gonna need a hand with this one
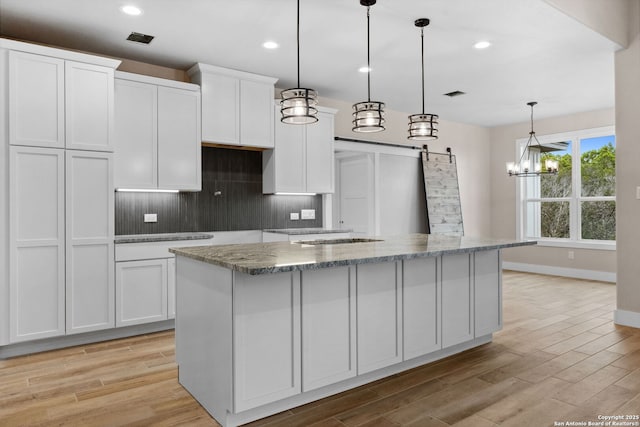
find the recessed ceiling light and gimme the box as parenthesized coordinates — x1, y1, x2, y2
(263, 41, 279, 49)
(474, 41, 491, 49)
(358, 66, 371, 73)
(121, 5, 142, 16)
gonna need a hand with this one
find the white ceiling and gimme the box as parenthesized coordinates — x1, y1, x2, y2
(0, 0, 619, 127)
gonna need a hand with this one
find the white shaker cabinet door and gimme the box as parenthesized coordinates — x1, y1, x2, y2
(301, 266, 356, 392)
(116, 259, 168, 327)
(157, 86, 201, 191)
(270, 107, 305, 193)
(305, 111, 335, 194)
(240, 80, 273, 148)
(9, 146, 65, 342)
(65, 150, 115, 334)
(9, 51, 65, 148)
(441, 253, 474, 348)
(114, 79, 158, 189)
(167, 257, 176, 320)
(403, 257, 441, 360)
(474, 250, 502, 337)
(65, 61, 114, 152)
(356, 262, 403, 374)
(200, 73, 239, 145)
(233, 271, 301, 412)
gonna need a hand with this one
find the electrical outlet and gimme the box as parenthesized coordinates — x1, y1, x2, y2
(144, 213, 158, 223)
(301, 209, 315, 220)
(290, 212, 300, 220)
(568, 250, 575, 260)
(637, 186, 640, 199)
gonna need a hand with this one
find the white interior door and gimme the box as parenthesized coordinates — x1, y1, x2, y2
(337, 154, 374, 236)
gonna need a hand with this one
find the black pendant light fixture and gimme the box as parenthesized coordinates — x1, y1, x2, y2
(506, 102, 559, 177)
(280, 0, 318, 124)
(408, 18, 438, 140)
(352, 0, 385, 133)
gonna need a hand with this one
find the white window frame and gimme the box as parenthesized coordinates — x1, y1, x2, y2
(515, 125, 616, 250)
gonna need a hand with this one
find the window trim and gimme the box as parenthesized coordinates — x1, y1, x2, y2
(515, 125, 616, 250)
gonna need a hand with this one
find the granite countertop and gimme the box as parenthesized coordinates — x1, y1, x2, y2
(263, 228, 352, 235)
(115, 233, 214, 244)
(170, 234, 536, 275)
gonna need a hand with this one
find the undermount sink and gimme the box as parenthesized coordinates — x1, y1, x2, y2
(297, 238, 383, 245)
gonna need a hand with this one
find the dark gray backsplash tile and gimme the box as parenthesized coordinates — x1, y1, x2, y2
(115, 146, 323, 235)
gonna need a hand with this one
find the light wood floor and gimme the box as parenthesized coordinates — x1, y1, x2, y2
(2, 271, 639, 427)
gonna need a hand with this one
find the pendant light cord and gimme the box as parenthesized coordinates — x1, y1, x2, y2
(366, 5, 371, 102)
(296, 0, 300, 88)
(530, 103, 534, 135)
(421, 27, 425, 114)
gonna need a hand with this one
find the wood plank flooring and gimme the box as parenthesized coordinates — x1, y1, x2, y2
(1, 271, 639, 426)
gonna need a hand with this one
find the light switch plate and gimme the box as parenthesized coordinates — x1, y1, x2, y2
(301, 209, 315, 220)
(144, 213, 158, 223)
(290, 212, 300, 220)
(637, 186, 640, 200)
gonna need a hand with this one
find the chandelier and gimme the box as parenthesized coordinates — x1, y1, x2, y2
(506, 102, 559, 177)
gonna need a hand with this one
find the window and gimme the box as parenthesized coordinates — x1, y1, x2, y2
(517, 126, 615, 249)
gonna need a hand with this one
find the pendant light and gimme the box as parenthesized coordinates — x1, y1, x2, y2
(280, 0, 318, 124)
(408, 18, 438, 140)
(352, 0, 385, 133)
(506, 102, 559, 177)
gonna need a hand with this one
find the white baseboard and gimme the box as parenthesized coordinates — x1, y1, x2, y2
(502, 261, 616, 283)
(614, 309, 640, 328)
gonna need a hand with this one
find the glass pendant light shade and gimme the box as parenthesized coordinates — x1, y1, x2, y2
(408, 18, 438, 140)
(352, 0, 385, 133)
(408, 113, 438, 140)
(353, 101, 385, 132)
(280, 0, 319, 124)
(281, 88, 318, 124)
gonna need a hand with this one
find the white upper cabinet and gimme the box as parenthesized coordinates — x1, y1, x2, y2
(263, 106, 336, 194)
(114, 72, 201, 191)
(65, 61, 114, 151)
(188, 63, 277, 149)
(9, 50, 117, 151)
(157, 85, 201, 190)
(114, 79, 158, 189)
(9, 51, 65, 148)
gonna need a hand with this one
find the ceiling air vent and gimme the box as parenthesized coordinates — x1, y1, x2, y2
(126, 32, 154, 44)
(444, 90, 466, 97)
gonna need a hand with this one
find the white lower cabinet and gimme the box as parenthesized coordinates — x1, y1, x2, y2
(115, 260, 168, 327)
(9, 147, 65, 342)
(167, 257, 176, 319)
(474, 250, 502, 337)
(65, 150, 114, 334)
(441, 253, 474, 348)
(301, 266, 356, 392)
(233, 272, 301, 412)
(9, 146, 114, 342)
(356, 262, 403, 374)
(403, 257, 441, 360)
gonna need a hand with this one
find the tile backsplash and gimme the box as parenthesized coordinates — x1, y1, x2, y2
(115, 146, 323, 235)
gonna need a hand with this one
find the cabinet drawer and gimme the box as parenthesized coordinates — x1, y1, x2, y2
(115, 238, 212, 261)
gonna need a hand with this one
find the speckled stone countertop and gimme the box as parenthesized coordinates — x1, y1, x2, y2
(169, 234, 536, 275)
(263, 228, 352, 235)
(115, 233, 213, 244)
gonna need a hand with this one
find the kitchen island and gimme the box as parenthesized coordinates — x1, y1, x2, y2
(170, 234, 535, 427)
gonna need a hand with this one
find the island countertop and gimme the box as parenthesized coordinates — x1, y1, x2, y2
(169, 234, 535, 275)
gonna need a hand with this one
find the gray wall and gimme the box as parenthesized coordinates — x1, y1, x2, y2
(115, 146, 322, 234)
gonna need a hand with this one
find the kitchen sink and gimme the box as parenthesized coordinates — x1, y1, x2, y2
(296, 238, 383, 245)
